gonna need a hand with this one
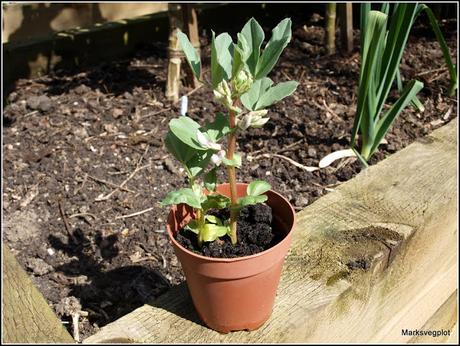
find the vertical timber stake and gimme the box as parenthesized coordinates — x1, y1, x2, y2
(182, 4, 201, 88)
(325, 3, 337, 55)
(166, 4, 184, 103)
(338, 3, 353, 53)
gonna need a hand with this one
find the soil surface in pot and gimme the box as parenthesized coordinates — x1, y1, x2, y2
(176, 203, 282, 258)
(2, 11, 456, 340)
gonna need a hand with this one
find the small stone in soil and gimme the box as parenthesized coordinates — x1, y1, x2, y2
(75, 84, 90, 95)
(112, 108, 124, 119)
(176, 203, 281, 258)
(27, 96, 41, 110)
(25, 257, 54, 275)
(307, 147, 317, 158)
(295, 195, 309, 207)
(163, 158, 179, 174)
(27, 95, 52, 112)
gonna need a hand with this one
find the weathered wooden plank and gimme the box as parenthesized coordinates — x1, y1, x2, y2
(2, 245, 75, 343)
(84, 118, 457, 343)
(3, 4, 222, 92)
(409, 291, 457, 343)
(2, 3, 169, 44)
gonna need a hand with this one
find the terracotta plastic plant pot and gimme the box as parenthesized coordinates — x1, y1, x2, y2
(166, 183, 296, 333)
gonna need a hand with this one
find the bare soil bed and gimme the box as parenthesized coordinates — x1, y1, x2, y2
(3, 15, 457, 339)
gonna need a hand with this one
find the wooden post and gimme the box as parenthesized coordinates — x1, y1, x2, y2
(166, 4, 184, 103)
(2, 245, 74, 343)
(84, 119, 458, 343)
(182, 4, 200, 88)
(325, 3, 337, 55)
(338, 3, 353, 53)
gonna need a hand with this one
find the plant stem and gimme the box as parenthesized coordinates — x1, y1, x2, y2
(196, 208, 204, 247)
(361, 142, 372, 162)
(226, 107, 239, 245)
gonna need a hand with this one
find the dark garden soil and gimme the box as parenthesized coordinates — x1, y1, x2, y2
(2, 14, 457, 340)
(177, 203, 280, 258)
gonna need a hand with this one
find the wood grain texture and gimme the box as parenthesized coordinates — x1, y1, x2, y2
(338, 3, 353, 53)
(182, 4, 200, 88)
(2, 245, 74, 343)
(85, 118, 458, 344)
(409, 291, 457, 343)
(165, 4, 183, 103)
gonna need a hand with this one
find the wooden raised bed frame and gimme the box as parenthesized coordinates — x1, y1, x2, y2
(82, 119, 458, 343)
(2, 120, 457, 343)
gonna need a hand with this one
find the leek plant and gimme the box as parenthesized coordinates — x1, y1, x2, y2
(352, 5, 424, 165)
(362, 3, 457, 113)
(414, 4, 457, 97)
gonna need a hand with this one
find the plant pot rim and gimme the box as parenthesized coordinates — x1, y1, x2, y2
(167, 182, 296, 263)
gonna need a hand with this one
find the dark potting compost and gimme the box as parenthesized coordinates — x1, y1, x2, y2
(176, 203, 282, 258)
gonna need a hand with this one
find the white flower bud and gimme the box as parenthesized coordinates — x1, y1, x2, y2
(213, 80, 234, 110)
(196, 130, 210, 147)
(251, 116, 269, 128)
(196, 130, 222, 151)
(211, 150, 226, 166)
(233, 69, 253, 96)
(251, 109, 268, 117)
(222, 79, 232, 97)
(207, 141, 222, 151)
(237, 112, 252, 131)
(237, 110, 269, 130)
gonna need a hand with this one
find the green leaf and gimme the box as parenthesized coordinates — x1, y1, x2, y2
(241, 77, 273, 111)
(184, 219, 200, 234)
(160, 188, 202, 209)
(201, 193, 231, 211)
(205, 215, 223, 225)
(238, 194, 268, 208)
(211, 31, 234, 88)
(360, 3, 371, 49)
(247, 180, 271, 196)
(203, 168, 217, 192)
(232, 33, 251, 76)
(397, 68, 425, 112)
(222, 153, 242, 168)
(186, 151, 213, 178)
(165, 131, 212, 178)
(203, 112, 231, 142)
(351, 10, 388, 149)
(255, 18, 292, 78)
(419, 4, 457, 96)
(380, 3, 390, 15)
(177, 31, 201, 79)
(201, 223, 229, 242)
(169, 116, 206, 150)
(351, 147, 369, 169)
(240, 18, 265, 75)
(165, 130, 198, 167)
(255, 81, 299, 109)
(374, 4, 418, 118)
(370, 79, 424, 157)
